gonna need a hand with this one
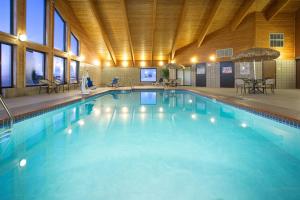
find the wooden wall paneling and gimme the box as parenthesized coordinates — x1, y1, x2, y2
(175, 13, 256, 64)
(151, 0, 157, 65)
(295, 9, 300, 57)
(255, 12, 295, 60)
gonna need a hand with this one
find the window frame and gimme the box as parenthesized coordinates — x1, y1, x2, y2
(70, 60, 79, 84)
(25, 48, 46, 87)
(53, 55, 66, 84)
(26, 0, 47, 45)
(70, 33, 80, 56)
(269, 33, 284, 48)
(54, 9, 66, 52)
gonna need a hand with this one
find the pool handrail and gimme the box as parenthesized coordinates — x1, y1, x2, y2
(0, 95, 14, 130)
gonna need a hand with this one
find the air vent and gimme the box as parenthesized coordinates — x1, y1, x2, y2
(216, 48, 233, 58)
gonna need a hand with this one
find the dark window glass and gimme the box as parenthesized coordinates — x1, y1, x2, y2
(1, 44, 13, 87)
(53, 56, 65, 83)
(0, 0, 12, 34)
(26, 0, 46, 44)
(54, 10, 66, 51)
(26, 50, 45, 86)
(71, 33, 79, 56)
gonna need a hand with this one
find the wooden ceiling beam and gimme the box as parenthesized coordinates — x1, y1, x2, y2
(88, 0, 117, 65)
(231, 0, 256, 31)
(197, 0, 223, 48)
(151, 0, 157, 66)
(264, 0, 290, 21)
(120, 0, 135, 66)
(170, 0, 187, 60)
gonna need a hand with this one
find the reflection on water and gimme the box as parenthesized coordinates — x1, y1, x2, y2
(0, 90, 300, 200)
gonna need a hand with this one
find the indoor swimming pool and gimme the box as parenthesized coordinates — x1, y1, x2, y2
(0, 90, 300, 200)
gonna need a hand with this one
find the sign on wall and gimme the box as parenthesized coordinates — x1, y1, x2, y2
(240, 62, 250, 75)
(197, 67, 205, 74)
(222, 67, 233, 74)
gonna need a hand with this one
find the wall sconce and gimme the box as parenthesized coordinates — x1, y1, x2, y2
(18, 34, 27, 42)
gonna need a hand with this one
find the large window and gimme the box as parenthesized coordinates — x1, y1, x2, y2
(0, 0, 13, 34)
(53, 56, 66, 83)
(70, 60, 79, 83)
(0, 43, 13, 88)
(26, 50, 45, 86)
(70, 33, 79, 56)
(54, 10, 66, 51)
(26, 0, 46, 44)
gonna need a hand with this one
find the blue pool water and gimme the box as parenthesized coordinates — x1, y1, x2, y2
(1, 90, 300, 200)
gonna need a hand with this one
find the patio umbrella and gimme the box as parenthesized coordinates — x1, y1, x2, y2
(232, 48, 280, 79)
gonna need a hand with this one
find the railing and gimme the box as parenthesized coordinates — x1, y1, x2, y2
(0, 96, 14, 135)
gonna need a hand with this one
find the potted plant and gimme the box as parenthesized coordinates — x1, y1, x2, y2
(161, 68, 169, 81)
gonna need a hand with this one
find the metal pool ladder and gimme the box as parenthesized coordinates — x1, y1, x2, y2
(0, 96, 14, 135)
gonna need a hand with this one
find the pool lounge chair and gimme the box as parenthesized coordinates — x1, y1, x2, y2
(38, 79, 58, 94)
(106, 78, 119, 87)
(152, 78, 164, 86)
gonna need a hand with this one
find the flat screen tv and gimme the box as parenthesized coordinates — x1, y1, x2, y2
(140, 68, 157, 82)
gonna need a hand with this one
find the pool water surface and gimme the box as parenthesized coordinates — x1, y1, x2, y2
(1, 90, 300, 200)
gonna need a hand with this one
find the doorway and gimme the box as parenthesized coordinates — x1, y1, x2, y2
(196, 63, 206, 87)
(220, 61, 234, 88)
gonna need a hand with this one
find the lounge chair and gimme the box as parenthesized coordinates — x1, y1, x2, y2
(106, 78, 119, 87)
(38, 79, 58, 94)
(152, 78, 163, 86)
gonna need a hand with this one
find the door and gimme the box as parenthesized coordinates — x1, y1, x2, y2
(297, 59, 300, 89)
(196, 63, 206, 87)
(220, 61, 235, 88)
(263, 60, 276, 79)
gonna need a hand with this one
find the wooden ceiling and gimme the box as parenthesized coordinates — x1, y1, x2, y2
(66, 0, 300, 66)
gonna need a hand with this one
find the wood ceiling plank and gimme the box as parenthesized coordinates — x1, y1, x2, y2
(120, 0, 136, 66)
(170, 0, 187, 60)
(88, 0, 117, 65)
(264, 0, 291, 20)
(231, 0, 256, 30)
(197, 0, 223, 47)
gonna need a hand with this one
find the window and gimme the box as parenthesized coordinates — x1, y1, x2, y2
(0, 43, 13, 88)
(0, 0, 13, 34)
(26, 50, 45, 86)
(26, 0, 46, 44)
(270, 33, 284, 47)
(71, 33, 79, 56)
(53, 56, 66, 83)
(54, 10, 66, 51)
(70, 60, 79, 83)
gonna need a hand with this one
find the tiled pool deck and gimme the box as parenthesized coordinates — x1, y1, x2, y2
(1, 86, 300, 128)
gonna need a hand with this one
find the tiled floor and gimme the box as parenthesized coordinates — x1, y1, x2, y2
(1, 86, 300, 125)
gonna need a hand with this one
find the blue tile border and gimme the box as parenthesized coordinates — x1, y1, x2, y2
(1, 88, 299, 129)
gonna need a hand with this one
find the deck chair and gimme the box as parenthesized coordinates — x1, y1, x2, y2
(39, 79, 57, 94)
(106, 78, 119, 87)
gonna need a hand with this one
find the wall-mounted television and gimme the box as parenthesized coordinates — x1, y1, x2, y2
(140, 68, 157, 82)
